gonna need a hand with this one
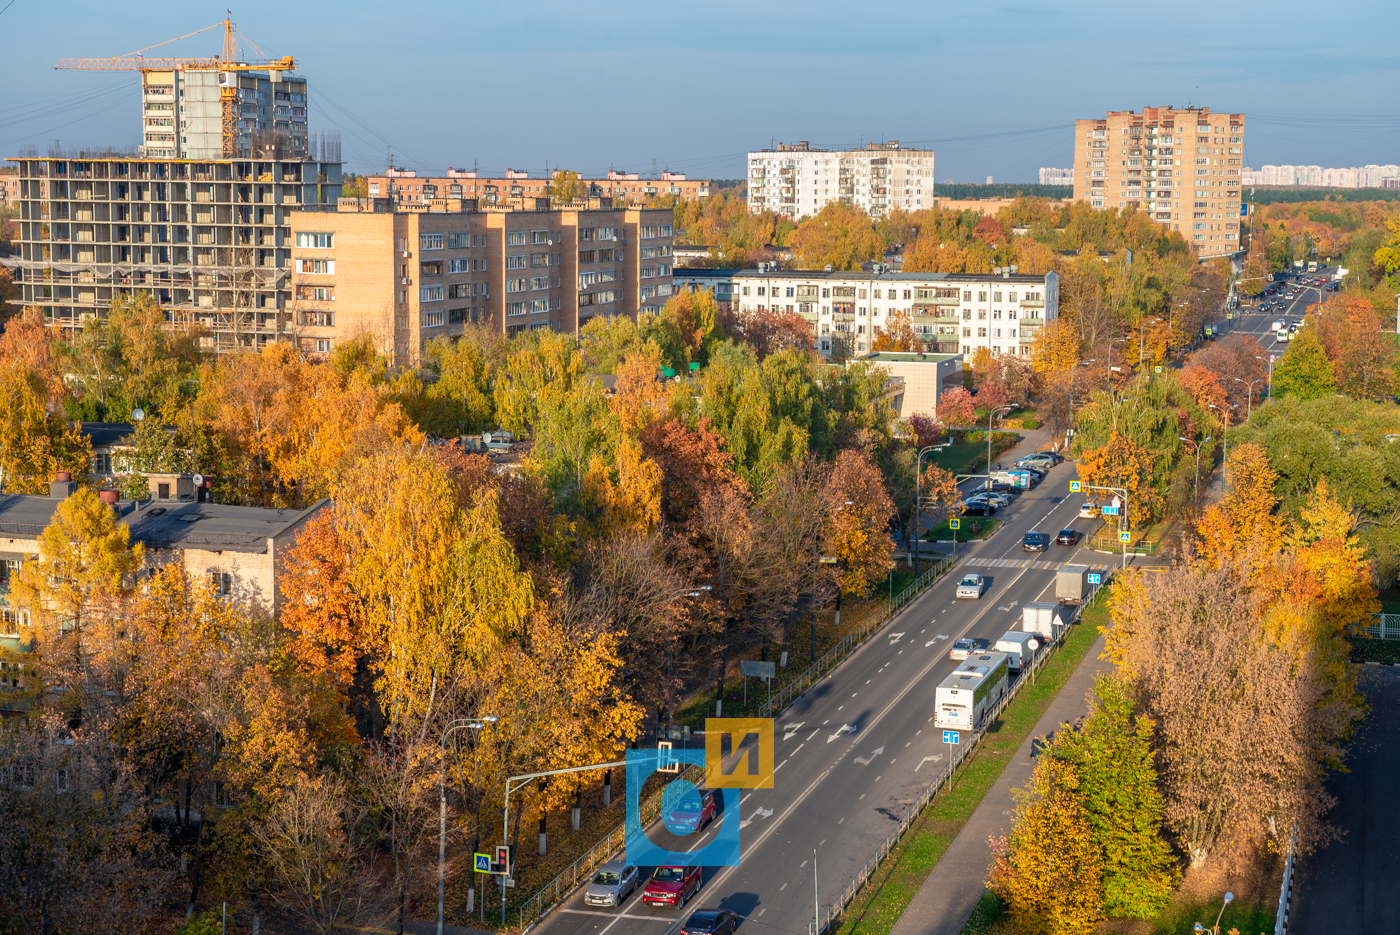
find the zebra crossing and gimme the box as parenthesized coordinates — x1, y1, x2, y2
(962, 557, 1113, 571)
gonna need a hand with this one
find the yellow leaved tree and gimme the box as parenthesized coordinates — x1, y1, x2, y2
(1196, 443, 1284, 568)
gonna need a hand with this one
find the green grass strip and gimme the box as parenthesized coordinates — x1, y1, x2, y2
(834, 601, 1108, 935)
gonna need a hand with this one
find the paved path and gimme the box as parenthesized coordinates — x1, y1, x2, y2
(1290, 664, 1400, 935)
(889, 629, 1113, 935)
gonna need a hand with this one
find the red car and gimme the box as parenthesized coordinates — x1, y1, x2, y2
(664, 788, 715, 835)
(643, 864, 703, 908)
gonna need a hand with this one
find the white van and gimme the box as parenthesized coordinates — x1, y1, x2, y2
(994, 631, 1040, 673)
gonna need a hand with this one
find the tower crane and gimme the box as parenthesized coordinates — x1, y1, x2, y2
(55, 19, 295, 158)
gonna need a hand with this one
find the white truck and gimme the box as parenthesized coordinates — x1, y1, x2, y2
(1022, 601, 1062, 638)
(1056, 564, 1089, 604)
(994, 631, 1041, 673)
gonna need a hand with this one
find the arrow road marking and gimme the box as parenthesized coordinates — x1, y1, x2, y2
(782, 722, 804, 741)
(827, 724, 856, 743)
(915, 755, 943, 771)
(888, 632, 905, 644)
(926, 635, 948, 646)
(739, 806, 774, 829)
(854, 746, 885, 766)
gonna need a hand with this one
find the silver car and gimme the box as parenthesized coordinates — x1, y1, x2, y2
(584, 860, 640, 907)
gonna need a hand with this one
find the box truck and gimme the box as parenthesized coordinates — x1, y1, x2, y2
(1021, 601, 1061, 638)
(1056, 564, 1089, 603)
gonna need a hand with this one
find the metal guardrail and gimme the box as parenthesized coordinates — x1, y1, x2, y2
(1363, 613, 1400, 640)
(807, 579, 1109, 935)
(759, 553, 960, 718)
(1274, 830, 1297, 935)
(515, 763, 701, 931)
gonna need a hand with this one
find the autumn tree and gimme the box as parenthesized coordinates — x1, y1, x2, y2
(935, 386, 978, 427)
(1187, 334, 1267, 411)
(789, 201, 884, 271)
(824, 449, 895, 597)
(647, 288, 722, 369)
(1076, 431, 1162, 524)
(1030, 318, 1081, 374)
(988, 756, 1105, 935)
(908, 463, 963, 558)
(1196, 442, 1285, 568)
(1311, 295, 1394, 399)
(871, 311, 925, 353)
(417, 336, 495, 436)
(548, 169, 586, 203)
(1271, 327, 1335, 400)
(716, 306, 816, 360)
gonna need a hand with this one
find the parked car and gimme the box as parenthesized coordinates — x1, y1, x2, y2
(949, 637, 988, 661)
(1022, 531, 1049, 552)
(963, 502, 997, 517)
(976, 492, 1011, 507)
(680, 910, 740, 935)
(585, 861, 641, 907)
(664, 788, 715, 835)
(1055, 528, 1079, 546)
(956, 574, 985, 600)
(1078, 502, 1098, 519)
(643, 865, 703, 908)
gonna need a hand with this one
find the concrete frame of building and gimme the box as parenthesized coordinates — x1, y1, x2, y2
(673, 268, 1058, 360)
(747, 141, 935, 219)
(139, 68, 309, 161)
(2, 155, 342, 351)
(1072, 106, 1245, 260)
(288, 198, 675, 364)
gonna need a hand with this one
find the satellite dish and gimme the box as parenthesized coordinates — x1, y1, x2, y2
(193, 474, 204, 486)
(132, 408, 146, 421)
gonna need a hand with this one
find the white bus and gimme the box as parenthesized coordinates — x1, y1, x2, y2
(934, 652, 1011, 730)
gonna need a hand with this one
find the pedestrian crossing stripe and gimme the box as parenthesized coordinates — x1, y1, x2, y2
(962, 558, 1111, 571)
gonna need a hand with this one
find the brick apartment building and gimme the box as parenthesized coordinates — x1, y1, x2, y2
(365, 168, 709, 208)
(0, 168, 18, 204)
(1073, 106, 1245, 260)
(288, 197, 674, 363)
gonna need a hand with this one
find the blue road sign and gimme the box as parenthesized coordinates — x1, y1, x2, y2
(949, 518, 961, 530)
(1087, 573, 1102, 585)
(1119, 531, 1131, 543)
(474, 853, 492, 873)
(1069, 481, 1081, 493)
(943, 730, 960, 745)
(1101, 505, 1118, 516)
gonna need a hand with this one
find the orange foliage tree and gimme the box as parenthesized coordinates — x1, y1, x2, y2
(1076, 431, 1162, 524)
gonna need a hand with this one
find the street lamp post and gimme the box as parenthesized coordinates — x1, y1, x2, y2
(1254, 354, 1275, 394)
(1069, 359, 1095, 443)
(1208, 404, 1239, 462)
(911, 446, 942, 574)
(985, 406, 1013, 476)
(439, 716, 499, 935)
(1232, 377, 1261, 418)
(1178, 436, 1211, 513)
(1193, 891, 1234, 935)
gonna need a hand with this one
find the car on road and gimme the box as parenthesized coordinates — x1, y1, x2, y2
(643, 864, 703, 908)
(1016, 454, 1061, 470)
(949, 637, 989, 660)
(1078, 502, 1098, 519)
(680, 910, 740, 935)
(1055, 528, 1079, 546)
(1271, 319, 1286, 332)
(1276, 329, 1290, 343)
(1022, 531, 1049, 552)
(956, 573, 985, 599)
(664, 787, 715, 835)
(585, 861, 641, 907)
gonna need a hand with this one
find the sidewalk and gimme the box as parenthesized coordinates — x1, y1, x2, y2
(889, 628, 1114, 935)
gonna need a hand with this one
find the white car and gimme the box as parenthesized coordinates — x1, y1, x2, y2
(1277, 330, 1290, 343)
(956, 574, 985, 600)
(1078, 502, 1098, 519)
(1271, 319, 1286, 332)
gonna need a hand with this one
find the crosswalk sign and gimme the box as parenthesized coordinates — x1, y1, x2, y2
(1119, 531, 1131, 543)
(1069, 481, 1081, 493)
(1154, 365, 1163, 373)
(475, 853, 492, 873)
(949, 518, 961, 530)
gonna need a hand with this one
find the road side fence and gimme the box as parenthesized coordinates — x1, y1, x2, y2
(759, 553, 960, 718)
(808, 580, 1108, 935)
(1274, 829, 1297, 935)
(1363, 613, 1400, 640)
(516, 763, 701, 931)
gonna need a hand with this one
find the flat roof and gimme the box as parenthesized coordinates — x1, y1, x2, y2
(674, 268, 1049, 283)
(858, 352, 960, 364)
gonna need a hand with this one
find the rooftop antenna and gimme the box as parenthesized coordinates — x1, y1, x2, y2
(651, 157, 658, 179)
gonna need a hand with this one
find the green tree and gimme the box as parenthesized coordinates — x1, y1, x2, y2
(1052, 675, 1178, 919)
(789, 202, 884, 271)
(1272, 328, 1336, 400)
(548, 170, 586, 203)
(418, 337, 495, 436)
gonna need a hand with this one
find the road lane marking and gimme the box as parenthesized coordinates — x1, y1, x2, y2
(806, 729, 820, 741)
(915, 755, 943, 771)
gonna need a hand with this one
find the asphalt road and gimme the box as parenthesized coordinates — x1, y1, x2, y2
(531, 452, 1119, 935)
(1227, 266, 1336, 355)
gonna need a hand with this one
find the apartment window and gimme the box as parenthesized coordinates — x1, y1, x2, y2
(529, 298, 551, 313)
(449, 308, 469, 323)
(448, 284, 471, 299)
(530, 276, 550, 290)
(210, 571, 232, 596)
(295, 232, 333, 248)
(641, 266, 658, 279)
(962, 327, 971, 337)
(580, 228, 595, 241)
(297, 286, 333, 301)
(598, 269, 616, 283)
(420, 285, 444, 302)
(506, 231, 527, 246)
(420, 261, 443, 276)
(421, 233, 443, 250)
(579, 250, 596, 263)
(303, 311, 333, 327)
(422, 310, 445, 327)
(530, 253, 551, 267)
(506, 279, 527, 293)
(1008, 292, 1017, 302)
(978, 291, 987, 301)
(447, 233, 471, 249)
(579, 272, 598, 288)
(296, 259, 333, 274)
(963, 309, 972, 320)
(448, 258, 470, 274)
(506, 255, 526, 270)
(641, 285, 659, 299)
(531, 230, 551, 244)
(594, 290, 616, 304)
(978, 327, 987, 337)
(315, 339, 332, 353)
(506, 301, 526, 316)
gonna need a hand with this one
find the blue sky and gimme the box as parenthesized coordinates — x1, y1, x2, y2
(2, 0, 1397, 182)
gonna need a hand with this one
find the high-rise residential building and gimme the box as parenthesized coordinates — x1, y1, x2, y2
(1250, 164, 1400, 189)
(1073, 106, 1245, 259)
(1039, 167, 1073, 185)
(1, 150, 342, 350)
(364, 168, 710, 207)
(286, 197, 674, 363)
(747, 141, 935, 219)
(139, 68, 309, 161)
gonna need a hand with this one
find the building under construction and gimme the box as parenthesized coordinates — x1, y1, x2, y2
(0, 20, 342, 351)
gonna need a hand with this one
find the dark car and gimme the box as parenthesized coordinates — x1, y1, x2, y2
(680, 910, 740, 935)
(1055, 528, 1079, 546)
(1022, 531, 1049, 552)
(643, 864, 702, 908)
(664, 788, 715, 835)
(963, 502, 997, 517)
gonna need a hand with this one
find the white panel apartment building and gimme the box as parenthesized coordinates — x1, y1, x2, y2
(747, 142, 935, 219)
(674, 268, 1058, 359)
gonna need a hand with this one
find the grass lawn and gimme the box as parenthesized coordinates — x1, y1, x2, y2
(927, 433, 1022, 476)
(960, 890, 1275, 934)
(925, 517, 1000, 541)
(833, 599, 1108, 935)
